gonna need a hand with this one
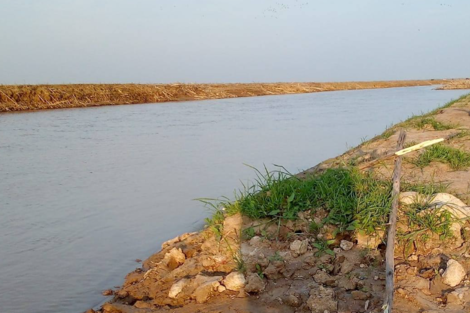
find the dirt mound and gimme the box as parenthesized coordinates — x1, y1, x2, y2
(93, 195, 470, 313)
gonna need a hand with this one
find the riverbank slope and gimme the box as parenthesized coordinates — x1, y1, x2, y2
(0, 79, 464, 112)
(93, 93, 470, 313)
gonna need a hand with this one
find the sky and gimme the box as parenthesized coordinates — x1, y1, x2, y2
(1, 0, 469, 84)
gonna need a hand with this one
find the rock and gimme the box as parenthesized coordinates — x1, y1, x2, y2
(401, 192, 470, 222)
(101, 289, 114, 296)
(356, 231, 383, 249)
(223, 213, 243, 237)
(134, 301, 152, 309)
(431, 193, 469, 218)
(337, 277, 357, 290)
(442, 259, 466, 287)
(447, 287, 469, 304)
(161, 236, 180, 249)
(202, 256, 216, 268)
(313, 271, 335, 286)
(192, 280, 221, 304)
(333, 247, 342, 254)
(418, 254, 441, 268)
(307, 286, 337, 313)
(340, 240, 354, 251)
(168, 278, 189, 299)
(116, 290, 128, 298)
(340, 258, 356, 275)
(401, 193, 468, 246)
(161, 232, 197, 249)
(304, 255, 317, 266)
(244, 274, 266, 293)
(201, 255, 229, 271)
(249, 236, 263, 247)
(237, 289, 247, 298)
(162, 248, 186, 270)
(317, 253, 334, 264)
(290, 239, 309, 256)
(217, 285, 226, 293)
(263, 263, 282, 280)
(192, 275, 223, 288)
(223, 272, 246, 291)
(284, 294, 301, 307)
(351, 290, 370, 300)
(400, 192, 426, 206)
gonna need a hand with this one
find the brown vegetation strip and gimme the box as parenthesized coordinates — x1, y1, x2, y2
(0, 79, 463, 112)
(437, 79, 470, 90)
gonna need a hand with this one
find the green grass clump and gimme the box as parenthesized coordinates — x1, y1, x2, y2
(402, 181, 448, 194)
(386, 94, 470, 133)
(401, 195, 455, 242)
(412, 144, 470, 170)
(412, 117, 456, 131)
(200, 166, 455, 239)
(219, 166, 393, 234)
(380, 128, 395, 139)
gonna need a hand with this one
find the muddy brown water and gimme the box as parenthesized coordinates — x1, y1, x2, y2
(0, 86, 468, 313)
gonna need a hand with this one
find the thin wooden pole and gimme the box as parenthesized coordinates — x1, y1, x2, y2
(384, 130, 406, 313)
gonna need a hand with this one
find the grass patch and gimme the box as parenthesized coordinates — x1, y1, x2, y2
(402, 180, 449, 194)
(200, 166, 456, 239)
(400, 194, 455, 242)
(380, 128, 395, 139)
(412, 144, 470, 170)
(376, 94, 470, 136)
(201, 166, 393, 235)
(411, 117, 456, 131)
(232, 167, 394, 234)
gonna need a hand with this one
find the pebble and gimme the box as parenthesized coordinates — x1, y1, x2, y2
(340, 240, 354, 251)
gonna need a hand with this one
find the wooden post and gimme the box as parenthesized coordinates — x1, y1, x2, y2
(384, 130, 406, 313)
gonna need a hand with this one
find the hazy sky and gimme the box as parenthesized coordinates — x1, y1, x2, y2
(1, 0, 469, 84)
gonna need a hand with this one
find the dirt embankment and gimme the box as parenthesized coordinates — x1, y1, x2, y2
(437, 79, 470, 90)
(0, 79, 464, 113)
(91, 94, 470, 313)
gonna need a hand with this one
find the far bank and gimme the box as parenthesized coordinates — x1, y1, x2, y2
(1, 79, 468, 112)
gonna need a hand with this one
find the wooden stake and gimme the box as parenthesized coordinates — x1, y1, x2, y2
(384, 130, 406, 313)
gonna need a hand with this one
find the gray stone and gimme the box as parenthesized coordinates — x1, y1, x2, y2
(442, 259, 466, 287)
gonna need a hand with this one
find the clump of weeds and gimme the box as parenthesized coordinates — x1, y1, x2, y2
(412, 144, 470, 170)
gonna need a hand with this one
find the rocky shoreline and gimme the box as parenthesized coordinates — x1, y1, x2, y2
(89, 93, 470, 313)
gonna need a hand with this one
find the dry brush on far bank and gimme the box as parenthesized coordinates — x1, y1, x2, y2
(0, 79, 462, 112)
